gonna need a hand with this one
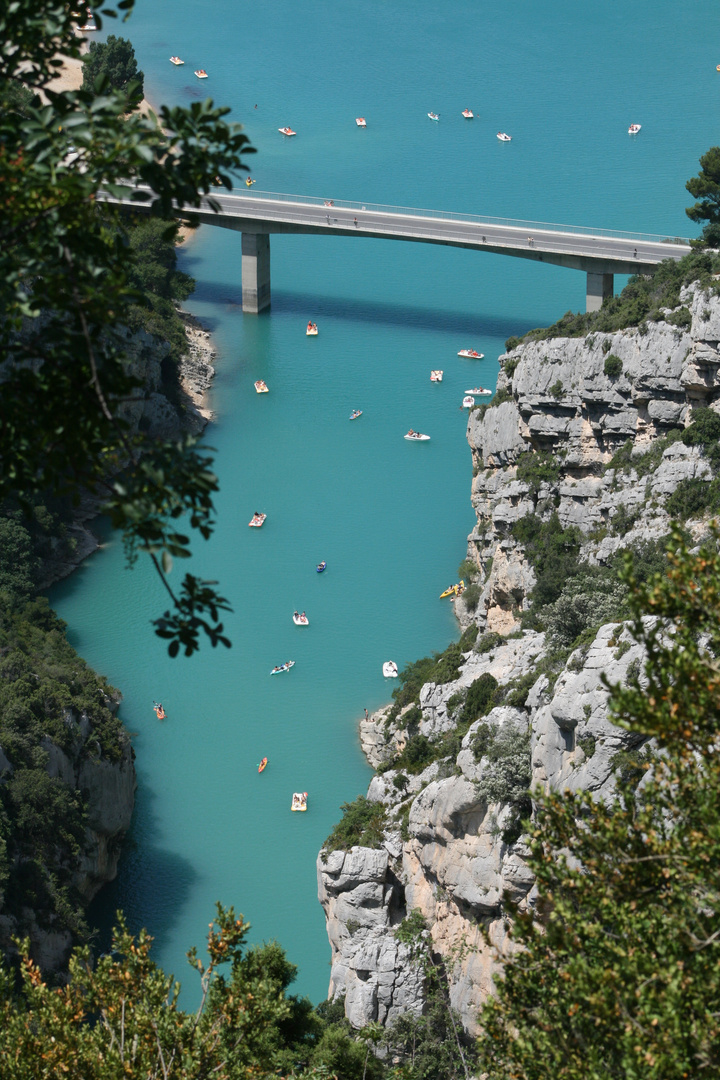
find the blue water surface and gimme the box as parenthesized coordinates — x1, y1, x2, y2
(52, 0, 717, 1002)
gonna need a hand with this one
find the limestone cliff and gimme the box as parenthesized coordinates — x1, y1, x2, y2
(318, 278, 720, 1035)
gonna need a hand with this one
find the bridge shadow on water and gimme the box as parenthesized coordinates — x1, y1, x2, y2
(188, 280, 547, 339)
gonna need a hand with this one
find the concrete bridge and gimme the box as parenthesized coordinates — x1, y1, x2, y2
(119, 188, 692, 314)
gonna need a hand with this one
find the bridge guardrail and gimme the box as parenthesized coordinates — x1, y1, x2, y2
(228, 189, 691, 247)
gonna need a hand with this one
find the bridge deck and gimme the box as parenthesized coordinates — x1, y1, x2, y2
(193, 190, 691, 277)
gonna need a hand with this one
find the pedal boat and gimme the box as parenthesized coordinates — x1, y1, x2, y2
(356, 117, 367, 127)
(457, 349, 484, 359)
(430, 370, 443, 381)
(292, 613, 310, 626)
(461, 109, 474, 118)
(383, 661, 399, 678)
(306, 322, 318, 335)
(291, 792, 308, 811)
(428, 112, 440, 121)
(169, 56, 184, 65)
(404, 431, 430, 441)
(279, 127, 296, 136)
(465, 387, 492, 396)
(497, 131, 511, 141)
(628, 123, 642, 134)
(254, 380, 269, 393)
(248, 513, 266, 527)
(194, 69, 208, 79)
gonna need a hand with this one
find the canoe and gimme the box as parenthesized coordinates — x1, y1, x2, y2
(440, 580, 464, 599)
(248, 513, 266, 527)
(270, 661, 295, 675)
(291, 792, 308, 811)
(383, 661, 399, 678)
(258, 757, 268, 773)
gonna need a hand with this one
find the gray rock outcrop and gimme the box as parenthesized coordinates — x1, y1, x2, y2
(318, 280, 720, 1036)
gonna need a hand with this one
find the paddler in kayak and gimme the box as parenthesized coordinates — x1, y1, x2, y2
(153, 701, 166, 720)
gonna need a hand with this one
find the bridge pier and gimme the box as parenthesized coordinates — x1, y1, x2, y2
(242, 232, 271, 313)
(586, 271, 613, 313)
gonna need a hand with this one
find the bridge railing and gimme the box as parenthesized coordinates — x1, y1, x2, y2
(228, 188, 691, 246)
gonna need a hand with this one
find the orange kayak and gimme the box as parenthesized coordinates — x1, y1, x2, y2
(258, 757, 268, 773)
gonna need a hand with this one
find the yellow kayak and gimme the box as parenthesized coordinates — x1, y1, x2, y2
(439, 579, 464, 599)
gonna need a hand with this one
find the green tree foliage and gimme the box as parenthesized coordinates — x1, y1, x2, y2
(0, 0, 256, 656)
(124, 215, 195, 362)
(82, 33, 144, 101)
(0, 904, 385, 1079)
(323, 795, 387, 853)
(511, 513, 582, 611)
(476, 531, 720, 1078)
(603, 353, 623, 377)
(686, 145, 720, 247)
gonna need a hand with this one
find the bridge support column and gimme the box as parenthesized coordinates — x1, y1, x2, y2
(586, 271, 613, 313)
(242, 232, 271, 313)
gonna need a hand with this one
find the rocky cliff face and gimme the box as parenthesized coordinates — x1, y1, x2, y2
(318, 280, 720, 1034)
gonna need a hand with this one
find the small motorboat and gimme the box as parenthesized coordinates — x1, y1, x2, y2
(291, 792, 308, 812)
(356, 117, 367, 127)
(258, 757, 268, 773)
(405, 430, 430, 441)
(350, 410, 363, 420)
(461, 109, 474, 118)
(169, 56, 184, 65)
(270, 661, 295, 675)
(497, 131, 511, 141)
(292, 612, 310, 626)
(465, 387, 492, 395)
(430, 370, 443, 382)
(78, 23, 97, 30)
(195, 69, 208, 79)
(628, 123, 642, 135)
(153, 701, 166, 720)
(248, 513, 266, 527)
(306, 322, 318, 335)
(428, 112, 440, 121)
(316, 561, 326, 573)
(383, 661, 399, 678)
(462, 395, 476, 408)
(440, 580, 464, 599)
(254, 380, 269, 393)
(246, 177, 256, 186)
(279, 127, 296, 136)
(458, 349, 484, 359)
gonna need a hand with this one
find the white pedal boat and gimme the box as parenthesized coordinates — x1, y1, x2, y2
(291, 792, 308, 812)
(383, 661, 399, 678)
(428, 112, 440, 121)
(461, 109, 474, 118)
(457, 349, 484, 359)
(169, 56, 184, 65)
(248, 513, 266, 528)
(430, 370, 443, 382)
(254, 380, 269, 393)
(497, 131, 511, 141)
(465, 387, 492, 396)
(306, 322, 318, 335)
(462, 396, 476, 408)
(628, 123, 641, 134)
(292, 612, 309, 626)
(194, 69, 208, 79)
(405, 430, 430, 441)
(356, 117, 367, 127)
(279, 127, 296, 136)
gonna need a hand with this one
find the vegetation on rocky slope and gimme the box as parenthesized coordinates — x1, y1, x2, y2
(505, 248, 720, 348)
(476, 534, 720, 1078)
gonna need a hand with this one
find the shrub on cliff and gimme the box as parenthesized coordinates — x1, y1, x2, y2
(323, 795, 387, 852)
(476, 531, 720, 1079)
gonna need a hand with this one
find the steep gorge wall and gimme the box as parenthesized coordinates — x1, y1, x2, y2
(318, 279, 720, 1034)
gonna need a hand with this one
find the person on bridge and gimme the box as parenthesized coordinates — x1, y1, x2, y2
(354, 217, 358, 226)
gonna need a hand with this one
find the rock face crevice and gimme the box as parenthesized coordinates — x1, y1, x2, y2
(318, 281, 720, 1034)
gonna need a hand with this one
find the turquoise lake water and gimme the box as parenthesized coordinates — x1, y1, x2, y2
(51, 0, 718, 1002)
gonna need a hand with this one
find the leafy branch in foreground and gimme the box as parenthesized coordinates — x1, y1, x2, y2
(0, 0, 256, 655)
(476, 529, 720, 1079)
